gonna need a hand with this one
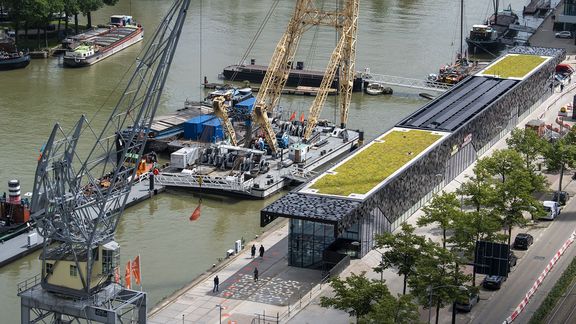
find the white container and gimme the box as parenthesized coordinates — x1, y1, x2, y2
(170, 147, 198, 169)
(234, 239, 242, 253)
(27, 232, 38, 247)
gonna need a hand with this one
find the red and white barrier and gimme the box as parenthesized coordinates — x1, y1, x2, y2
(503, 230, 576, 323)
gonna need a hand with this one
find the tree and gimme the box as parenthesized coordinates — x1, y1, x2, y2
(493, 168, 544, 246)
(408, 243, 471, 324)
(359, 294, 421, 324)
(450, 209, 504, 286)
(374, 223, 428, 295)
(456, 167, 505, 286)
(543, 136, 576, 197)
(78, 0, 102, 29)
(477, 149, 524, 183)
(320, 272, 391, 324)
(506, 128, 547, 171)
(418, 192, 463, 249)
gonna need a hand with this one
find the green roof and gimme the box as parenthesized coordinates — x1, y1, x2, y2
(309, 129, 443, 197)
(480, 54, 547, 79)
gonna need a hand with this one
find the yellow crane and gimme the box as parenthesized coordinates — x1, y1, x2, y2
(251, 0, 359, 153)
(212, 96, 238, 146)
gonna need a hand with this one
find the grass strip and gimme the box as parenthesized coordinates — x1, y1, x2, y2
(482, 54, 546, 79)
(310, 130, 441, 196)
(529, 252, 576, 323)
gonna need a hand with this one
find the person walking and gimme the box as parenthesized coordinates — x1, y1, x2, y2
(213, 275, 219, 292)
(251, 244, 256, 258)
(253, 267, 259, 281)
(259, 244, 265, 258)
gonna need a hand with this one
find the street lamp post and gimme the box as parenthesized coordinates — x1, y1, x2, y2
(215, 305, 223, 324)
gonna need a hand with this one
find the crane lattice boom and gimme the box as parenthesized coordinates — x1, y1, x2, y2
(29, 0, 190, 296)
(251, 0, 359, 152)
(213, 96, 238, 146)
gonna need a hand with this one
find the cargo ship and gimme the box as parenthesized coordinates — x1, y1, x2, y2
(465, 4, 519, 55)
(63, 15, 144, 67)
(222, 59, 364, 92)
(0, 180, 31, 241)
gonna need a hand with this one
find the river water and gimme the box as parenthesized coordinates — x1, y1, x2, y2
(0, 0, 534, 322)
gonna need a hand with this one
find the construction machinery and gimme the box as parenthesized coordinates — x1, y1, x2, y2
(212, 96, 238, 146)
(250, 0, 359, 153)
(17, 1, 190, 323)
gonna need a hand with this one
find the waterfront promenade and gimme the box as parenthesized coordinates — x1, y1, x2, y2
(148, 66, 576, 324)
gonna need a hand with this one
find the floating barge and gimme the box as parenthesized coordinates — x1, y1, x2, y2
(63, 15, 143, 67)
(222, 60, 364, 92)
(155, 125, 361, 199)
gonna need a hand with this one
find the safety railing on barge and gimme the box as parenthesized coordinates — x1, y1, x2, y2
(154, 172, 254, 193)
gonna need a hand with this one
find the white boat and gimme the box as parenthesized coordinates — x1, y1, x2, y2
(365, 82, 392, 95)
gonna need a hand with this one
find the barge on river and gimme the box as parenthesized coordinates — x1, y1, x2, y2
(63, 15, 143, 67)
(222, 60, 364, 92)
(155, 124, 361, 199)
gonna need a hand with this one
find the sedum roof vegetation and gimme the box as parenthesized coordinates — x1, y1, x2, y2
(310, 129, 442, 197)
(482, 54, 546, 79)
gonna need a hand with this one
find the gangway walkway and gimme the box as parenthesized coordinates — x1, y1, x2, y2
(363, 73, 454, 92)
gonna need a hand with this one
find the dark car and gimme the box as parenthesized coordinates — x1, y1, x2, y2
(508, 251, 517, 271)
(482, 275, 506, 290)
(552, 191, 569, 206)
(513, 233, 534, 250)
(454, 292, 480, 312)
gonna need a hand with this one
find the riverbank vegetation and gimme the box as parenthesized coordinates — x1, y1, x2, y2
(0, 0, 118, 50)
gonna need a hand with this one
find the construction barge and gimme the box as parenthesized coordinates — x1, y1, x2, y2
(222, 60, 364, 92)
(155, 126, 361, 198)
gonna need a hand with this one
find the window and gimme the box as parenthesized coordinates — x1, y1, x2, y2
(70, 265, 78, 277)
(102, 249, 115, 274)
(46, 263, 53, 275)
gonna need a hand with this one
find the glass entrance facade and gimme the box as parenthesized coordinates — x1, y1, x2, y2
(288, 219, 335, 268)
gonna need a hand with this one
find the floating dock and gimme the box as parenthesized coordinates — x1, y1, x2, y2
(0, 177, 164, 268)
(222, 63, 364, 92)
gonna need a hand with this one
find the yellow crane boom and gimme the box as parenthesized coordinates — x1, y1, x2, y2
(252, 0, 359, 152)
(212, 96, 238, 146)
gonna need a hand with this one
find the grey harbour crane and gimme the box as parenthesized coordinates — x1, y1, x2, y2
(17, 1, 190, 323)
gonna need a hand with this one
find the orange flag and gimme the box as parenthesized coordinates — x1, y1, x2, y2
(299, 112, 305, 123)
(190, 199, 202, 221)
(114, 266, 120, 284)
(132, 255, 141, 286)
(125, 261, 131, 289)
(289, 111, 296, 121)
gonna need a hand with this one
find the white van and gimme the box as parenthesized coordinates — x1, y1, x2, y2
(541, 201, 560, 220)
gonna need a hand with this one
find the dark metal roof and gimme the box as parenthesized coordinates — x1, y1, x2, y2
(260, 192, 360, 224)
(397, 76, 518, 132)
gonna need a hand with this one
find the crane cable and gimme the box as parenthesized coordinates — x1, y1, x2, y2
(229, 0, 281, 82)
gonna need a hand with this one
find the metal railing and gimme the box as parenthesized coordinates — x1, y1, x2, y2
(17, 273, 41, 295)
(281, 167, 318, 182)
(155, 172, 254, 193)
(363, 73, 453, 92)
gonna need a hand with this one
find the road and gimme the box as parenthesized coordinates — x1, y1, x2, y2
(469, 195, 576, 324)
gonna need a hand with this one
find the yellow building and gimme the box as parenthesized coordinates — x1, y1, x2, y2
(41, 241, 120, 296)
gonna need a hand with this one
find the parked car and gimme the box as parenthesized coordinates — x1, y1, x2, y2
(541, 201, 560, 220)
(482, 275, 506, 290)
(552, 191, 570, 206)
(513, 233, 534, 250)
(455, 291, 480, 312)
(555, 31, 573, 38)
(508, 251, 517, 272)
